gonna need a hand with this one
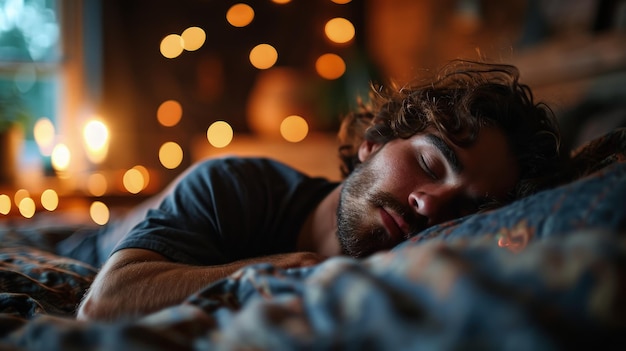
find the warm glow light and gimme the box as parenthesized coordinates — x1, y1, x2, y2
(51, 143, 71, 172)
(226, 3, 255, 27)
(83, 119, 110, 163)
(0, 194, 11, 215)
(123, 168, 145, 194)
(157, 100, 183, 127)
(280, 115, 309, 142)
(33, 117, 55, 156)
(315, 53, 346, 80)
(160, 34, 184, 59)
(133, 165, 150, 190)
(181, 26, 205, 51)
(331, 0, 351, 3)
(272, 0, 291, 3)
(83, 120, 109, 149)
(249, 44, 278, 69)
(18, 197, 35, 218)
(159, 142, 184, 169)
(87, 173, 108, 196)
(207, 121, 234, 148)
(325, 17, 355, 44)
(14, 189, 30, 207)
(90, 201, 110, 225)
(40, 189, 58, 211)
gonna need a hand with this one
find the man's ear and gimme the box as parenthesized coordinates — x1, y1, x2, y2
(357, 140, 383, 162)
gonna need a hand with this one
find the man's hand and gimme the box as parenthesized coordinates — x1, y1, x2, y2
(255, 251, 327, 269)
(77, 249, 326, 322)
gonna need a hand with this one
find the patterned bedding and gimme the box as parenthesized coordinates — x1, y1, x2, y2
(0, 129, 624, 350)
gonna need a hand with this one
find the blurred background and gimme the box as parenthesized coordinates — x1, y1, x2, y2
(0, 0, 625, 223)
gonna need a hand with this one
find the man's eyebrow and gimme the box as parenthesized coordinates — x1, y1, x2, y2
(425, 134, 463, 174)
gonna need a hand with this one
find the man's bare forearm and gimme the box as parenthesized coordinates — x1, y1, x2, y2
(77, 248, 325, 322)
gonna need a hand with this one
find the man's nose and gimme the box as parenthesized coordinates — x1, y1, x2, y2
(408, 187, 459, 226)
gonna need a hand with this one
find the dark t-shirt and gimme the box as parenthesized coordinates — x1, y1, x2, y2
(113, 157, 339, 265)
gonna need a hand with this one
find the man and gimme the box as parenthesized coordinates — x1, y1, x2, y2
(78, 60, 562, 321)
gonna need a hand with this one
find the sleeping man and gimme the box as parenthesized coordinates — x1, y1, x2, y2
(78, 60, 564, 321)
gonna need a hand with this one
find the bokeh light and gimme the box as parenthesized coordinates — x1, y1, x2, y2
(207, 121, 234, 148)
(0, 194, 11, 215)
(159, 142, 184, 169)
(226, 3, 255, 27)
(181, 26, 206, 51)
(272, 0, 291, 3)
(18, 197, 35, 218)
(160, 34, 184, 58)
(90, 201, 110, 225)
(14, 189, 30, 207)
(280, 115, 309, 142)
(157, 100, 183, 127)
(249, 44, 278, 69)
(33, 117, 55, 156)
(51, 143, 70, 172)
(331, 0, 351, 3)
(324, 17, 355, 44)
(40, 189, 59, 211)
(315, 53, 346, 80)
(133, 165, 150, 190)
(123, 168, 145, 194)
(83, 119, 110, 163)
(87, 173, 108, 196)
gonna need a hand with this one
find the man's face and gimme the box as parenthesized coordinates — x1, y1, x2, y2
(336, 127, 519, 257)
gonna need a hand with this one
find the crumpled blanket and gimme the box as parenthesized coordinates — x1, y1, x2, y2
(1, 229, 625, 351)
(0, 247, 96, 319)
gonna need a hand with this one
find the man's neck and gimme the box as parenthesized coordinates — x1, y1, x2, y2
(296, 185, 342, 257)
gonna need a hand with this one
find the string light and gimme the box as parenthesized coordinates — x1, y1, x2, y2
(90, 201, 110, 225)
(40, 189, 59, 211)
(249, 44, 278, 69)
(0, 194, 11, 215)
(18, 197, 36, 218)
(226, 3, 255, 27)
(159, 142, 184, 169)
(280, 115, 308, 142)
(324, 17, 355, 44)
(33, 117, 55, 156)
(160, 34, 184, 58)
(157, 100, 183, 127)
(315, 53, 346, 79)
(87, 173, 108, 197)
(181, 26, 206, 51)
(207, 121, 234, 148)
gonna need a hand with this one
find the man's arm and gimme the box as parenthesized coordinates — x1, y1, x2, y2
(77, 248, 325, 322)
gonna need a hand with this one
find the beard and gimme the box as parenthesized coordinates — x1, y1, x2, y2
(336, 161, 422, 258)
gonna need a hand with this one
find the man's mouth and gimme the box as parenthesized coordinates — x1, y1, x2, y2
(378, 207, 409, 242)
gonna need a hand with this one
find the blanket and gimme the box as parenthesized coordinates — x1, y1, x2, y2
(0, 129, 624, 350)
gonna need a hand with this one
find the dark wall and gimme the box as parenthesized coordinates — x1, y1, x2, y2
(99, 0, 371, 182)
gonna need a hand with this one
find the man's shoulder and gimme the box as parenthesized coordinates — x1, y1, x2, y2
(192, 156, 309, 179)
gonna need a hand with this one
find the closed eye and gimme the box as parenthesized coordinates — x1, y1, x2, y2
(419, 155, 438, 180)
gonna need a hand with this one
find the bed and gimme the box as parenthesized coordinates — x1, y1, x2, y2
(0, 128, 625, 350)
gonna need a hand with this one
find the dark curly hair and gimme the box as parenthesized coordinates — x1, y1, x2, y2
(338, 60, 564, 204)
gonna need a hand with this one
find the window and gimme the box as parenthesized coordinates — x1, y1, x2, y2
(0, 0, 100, 188)
(0, 0, 61, 136)
(0, 0, 61, 177)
